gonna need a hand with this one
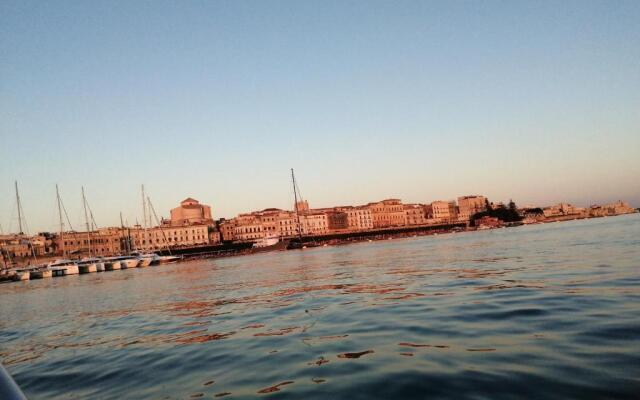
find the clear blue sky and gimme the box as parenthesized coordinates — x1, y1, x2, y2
(1, 0, 639, 233)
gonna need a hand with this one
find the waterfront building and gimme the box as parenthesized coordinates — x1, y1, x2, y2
(129, 225, 210, 250)
(543, 203, 581, 217)
(277, 212, 299, 237)
(300, 212, 329, 235)
(431, 200, 457, 223)
(170, 198, 213, 226)
(333, 206, 374, 231)
(326, 211, 349, 231)
(404, 204, 427, 225)
(368, 199, 406, 228)
(252, 208, 287, 237)
(218, 219, 237, 242)
(589, 201, 637, 217)
(0, 234, 48, 259)
(52, 228, 124, 256)
(457, 195, 487, 221)
(233, 214, 265, 241)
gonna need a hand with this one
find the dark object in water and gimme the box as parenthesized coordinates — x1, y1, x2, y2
(257, 381, 294, 393)
(337, 350, 374, 359)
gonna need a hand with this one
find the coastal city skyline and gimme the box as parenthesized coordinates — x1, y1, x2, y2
(2, 1, 639, 233)
(2, 2, 640, 399)
(0, 177, 637, 234)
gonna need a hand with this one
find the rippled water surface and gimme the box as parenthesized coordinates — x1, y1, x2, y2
(2, 215, 640, 399)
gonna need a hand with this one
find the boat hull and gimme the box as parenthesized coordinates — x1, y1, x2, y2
(79, 264, 97, 274)
(105, 261, 121, 271)
(122, 259, 140, 269)
(138, 258, 153, 267)
(13, 271, 30, 281)
(30, 270, 52, 279)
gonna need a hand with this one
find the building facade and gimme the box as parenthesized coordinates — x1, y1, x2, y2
(404, 204, 427, 225)
(457, 195, 487, 221)
(368, 199, 406, 228)
(170, 198, 213, 226)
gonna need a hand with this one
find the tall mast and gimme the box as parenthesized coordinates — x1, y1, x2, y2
(82, 186, 92, 257)
(56, 184, 65, 257)
(15, 181, 23, 234)
(147, 196, 172, 255)
(291, 168, 303, 240)
(141, 184, 148, 251)
(120, 211, 129, 254)
(141, 185, 147, 230)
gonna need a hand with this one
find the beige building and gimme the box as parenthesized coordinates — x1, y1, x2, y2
(430, 200, 459, 223)
(404, 204, 427, 225)
(300, 212, 329, 235)
(277, 213, 299, 238)
(457, 195, 487, 221)
(333, 206, 374, 231)
(233, 214, 265, 241)
(1, 234, 48, 260)
(543, 203, 582, 217)
(326, 211, 349, 231)
(589, 201, 636, 217)
(130, 225, 210, 250)
(219, 219, 237, 242)
(170, 198, 213, 226)
(52, 228, 124, 256)
(368, 199, 406, 228)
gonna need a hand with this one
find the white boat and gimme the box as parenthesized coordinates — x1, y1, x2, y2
(156, 255, 181, 264)
(30, 269, 53, 279)
(253, 236, 280, 248)
(103, 255, 139, 269)
(131, 252, 158, 267)
(77, 258, 102, 274)
(48, 259, 79, 276)
(13, 270, 30, 281)
(103, 257, 123, 271)
(121, 257, 141, 269)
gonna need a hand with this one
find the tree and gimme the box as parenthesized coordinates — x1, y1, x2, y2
(471, 199, 522, 226)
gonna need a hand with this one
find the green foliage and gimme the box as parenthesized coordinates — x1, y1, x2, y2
(472, 201, 522, 225)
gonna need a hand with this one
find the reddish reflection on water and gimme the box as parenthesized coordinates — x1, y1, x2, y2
(257, 380, 295, 393)
(2, 216, 639, 400)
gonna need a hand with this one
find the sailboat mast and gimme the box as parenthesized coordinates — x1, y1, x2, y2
(147, 196, 172, 255)
(120, 211, 130, 255)
(82, 186, 92, 257)
(141, 185, 148, 251)
(56, 184, 65, 257)
(141, 185, 147, 230)
(15, 181, 23, 234)
(291, 168, 303, 241)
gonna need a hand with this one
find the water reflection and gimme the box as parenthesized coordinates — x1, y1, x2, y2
(1, 215, 639, 399)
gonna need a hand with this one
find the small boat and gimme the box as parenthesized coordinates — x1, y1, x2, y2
(104, 256, 139, 269)
(12, 270, 30, 281)
(131, 252, 158, 267)
(77, 258, 101, 274)
(120, 256, 141, 269)
(30, 269, 53, 279)
(253, 236, 280, 248)
(156, 255, 181, 264)
(103, 256, 124, 271)
(48, 259, 79, 276)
